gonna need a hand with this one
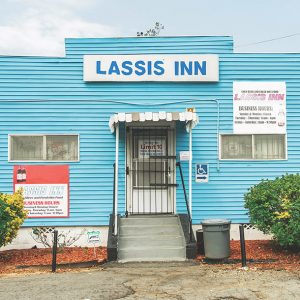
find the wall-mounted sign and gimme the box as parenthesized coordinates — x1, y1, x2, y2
(14, 165, 69, 218)
(233, 82, 286, 134)
(138, 137, 166, 158)
(84, 54, 219, 82)
(195, 164, 209, 183)
(87, 231, 100, 243)
(180, 151, 191, 161)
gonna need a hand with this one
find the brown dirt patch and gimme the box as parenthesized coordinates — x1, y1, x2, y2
(1, 240, 299, 275)
(197, 240, 300, 271)
(0, 246, 107, 275)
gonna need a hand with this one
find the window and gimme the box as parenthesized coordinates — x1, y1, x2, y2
(254, 135, 286, 159)
(221, 135, 252, 159)
(9, 135, 79, 161)
(220, 134, 286, 160)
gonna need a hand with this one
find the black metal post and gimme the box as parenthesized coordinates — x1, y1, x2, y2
(239, 225, 247, 267)
(112, 163, 116, 234)
(52, 230, 58, 272)
(196, 229, 205, 255)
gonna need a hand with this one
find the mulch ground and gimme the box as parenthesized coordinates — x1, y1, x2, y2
(197, 240, 300, 271)
(0, 240, 299, 275)
(0, 247, 107, 275)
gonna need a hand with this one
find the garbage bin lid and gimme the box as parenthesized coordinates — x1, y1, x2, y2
(201, 219, 231, 226)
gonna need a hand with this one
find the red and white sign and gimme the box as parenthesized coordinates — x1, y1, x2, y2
(14, 165, 69, 218)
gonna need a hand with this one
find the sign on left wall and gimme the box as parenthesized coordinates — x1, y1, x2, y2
(13, 165, 69, 218)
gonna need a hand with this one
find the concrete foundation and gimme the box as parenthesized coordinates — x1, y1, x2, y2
(0, 224, 272, 251)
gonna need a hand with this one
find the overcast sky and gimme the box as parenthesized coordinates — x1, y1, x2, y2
(1, 0, 300, 56)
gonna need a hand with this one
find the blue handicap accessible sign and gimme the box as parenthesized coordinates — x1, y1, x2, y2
(195, 164, 209, 183)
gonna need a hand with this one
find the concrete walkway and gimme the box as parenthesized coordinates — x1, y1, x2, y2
(0, 262, 299, 299)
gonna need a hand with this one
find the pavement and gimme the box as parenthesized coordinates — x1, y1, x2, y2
(0, 261, 299, 300)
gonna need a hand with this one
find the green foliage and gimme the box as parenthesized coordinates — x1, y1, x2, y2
(0, 190, 27, 247)
(245, 174, 300, 249)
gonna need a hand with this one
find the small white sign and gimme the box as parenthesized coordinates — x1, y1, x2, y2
(138, 137, 166, 158)
(180, 151, 191, 161)
(87, 231, 100, 243)
(195, 164, 209, 183)
(233, 82, 286, 134)
(84, 54, 219, 82)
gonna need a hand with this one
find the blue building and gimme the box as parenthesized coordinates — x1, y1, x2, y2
(0, 36, 296, 260)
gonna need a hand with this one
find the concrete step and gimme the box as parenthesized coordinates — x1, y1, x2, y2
(120, 215, 179, 226)
(118, 246, 186, 262)
(119, 224, 181, 236)
(118, 235, 185, 248)
(117, 215, 186, 262)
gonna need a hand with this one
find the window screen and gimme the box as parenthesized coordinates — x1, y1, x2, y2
(46, 135, 78, 161)
(10, 135, 79, 161)
(254, 135, 285, 159)
(221, 135, 252, 159)
(11, 136, 43, 160)
(221, 134, 286, 160)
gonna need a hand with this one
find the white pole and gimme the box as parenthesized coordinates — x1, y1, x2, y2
(114, 124, 119, 236)
(189, 122, 192, 218)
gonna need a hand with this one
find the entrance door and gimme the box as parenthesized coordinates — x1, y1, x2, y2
(126, 126, 176, 214)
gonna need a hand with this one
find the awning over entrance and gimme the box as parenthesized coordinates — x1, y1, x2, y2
(109, 111, 199, 133)
(110, 110, 198, 236)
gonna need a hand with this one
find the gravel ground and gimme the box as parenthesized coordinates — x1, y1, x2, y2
(0, 261, 299, 300)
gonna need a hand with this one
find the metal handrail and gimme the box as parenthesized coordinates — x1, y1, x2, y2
(176, 162, 193, 243)
(112, 162, 116, 235)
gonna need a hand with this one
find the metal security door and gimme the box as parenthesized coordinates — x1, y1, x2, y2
(126, 126, 176, 214)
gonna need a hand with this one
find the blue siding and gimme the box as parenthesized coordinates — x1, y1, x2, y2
(0, 36, 299, 226)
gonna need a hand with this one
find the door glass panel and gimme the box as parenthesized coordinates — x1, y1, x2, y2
(128, 127, 175, 214)
(133, 161, 166, 188)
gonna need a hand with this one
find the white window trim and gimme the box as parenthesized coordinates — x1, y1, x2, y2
(219, 133, 288, 161)
(8, 134, 80, 162)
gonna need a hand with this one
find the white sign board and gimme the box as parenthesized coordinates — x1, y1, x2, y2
(84, 54, 219, 82)
(15, 184, 68, 218)
(233, 82, 286, 134)
(195, 164, 209, 183)
(138, 137, 166, 158)
(180, 151, 191, 161)
(87, 231, 100, 243)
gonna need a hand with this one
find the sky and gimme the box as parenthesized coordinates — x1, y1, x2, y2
(1, 0, 300, 56)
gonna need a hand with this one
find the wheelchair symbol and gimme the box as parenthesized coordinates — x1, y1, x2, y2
(197, 165, 207, 175)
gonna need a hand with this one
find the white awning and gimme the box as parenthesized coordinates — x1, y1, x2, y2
(109, 111, 199, 133)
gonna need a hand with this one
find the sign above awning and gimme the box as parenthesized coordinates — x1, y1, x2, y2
(84, 54, 219, 82)
(109, 111, 199, 133)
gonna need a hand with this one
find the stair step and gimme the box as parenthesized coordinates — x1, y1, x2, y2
(120, 216, 179, 226)
(119, 224, 181, 236)
(118, 246, 186, 262)
(119, 235, 185, 248)
(117, 214, 186, 262)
